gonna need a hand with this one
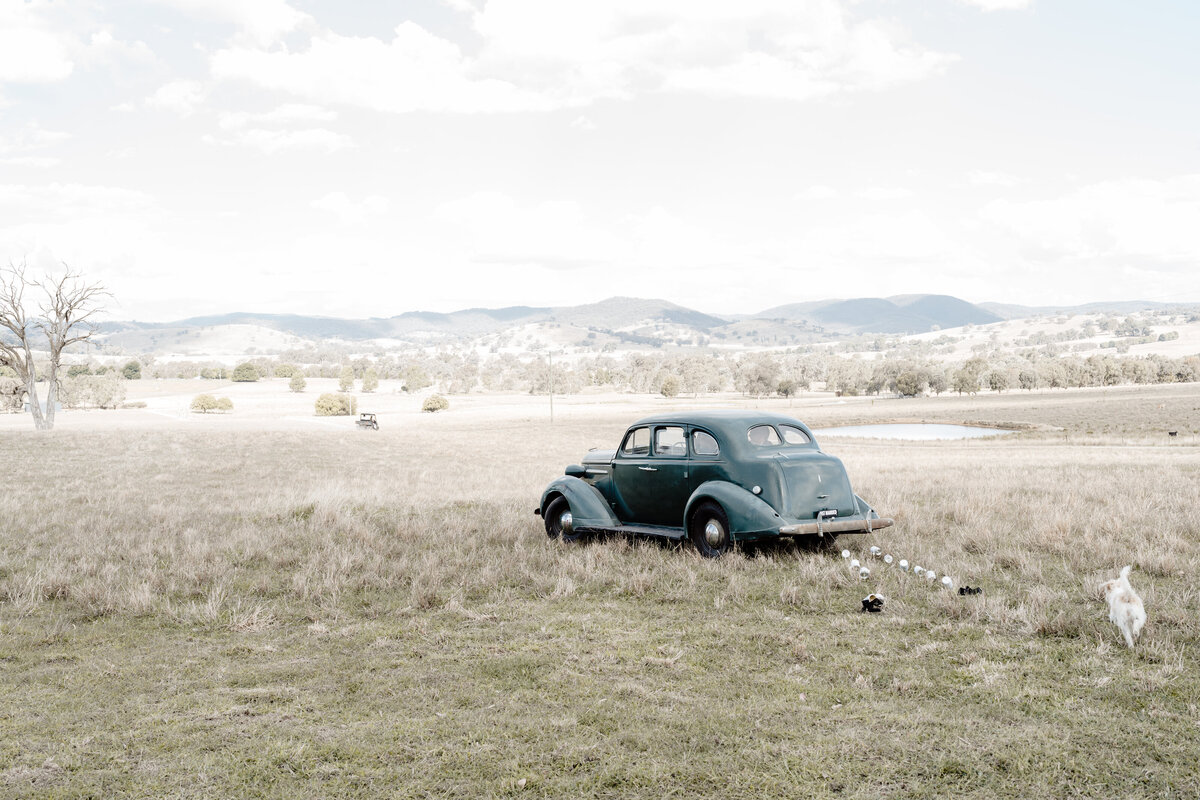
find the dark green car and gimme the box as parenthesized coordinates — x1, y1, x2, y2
(536, 410, 892, 557)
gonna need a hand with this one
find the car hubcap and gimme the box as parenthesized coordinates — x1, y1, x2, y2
(559, 511, 573, 535)
(704, 519, 724, 547)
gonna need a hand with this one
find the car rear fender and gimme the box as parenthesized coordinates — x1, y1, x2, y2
(685, 480, 783, 540)
(539, 476, 620, 530)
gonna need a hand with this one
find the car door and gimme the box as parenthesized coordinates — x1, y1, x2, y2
(611, 425, 690, 526)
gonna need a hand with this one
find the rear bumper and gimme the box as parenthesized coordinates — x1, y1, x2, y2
(778, 517, 894, 535)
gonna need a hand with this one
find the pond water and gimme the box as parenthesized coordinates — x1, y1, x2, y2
(813, 423, 1015, 441)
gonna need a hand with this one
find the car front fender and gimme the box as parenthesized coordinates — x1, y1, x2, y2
(539, 476, 620, 530)
(685, 480, 784, 540)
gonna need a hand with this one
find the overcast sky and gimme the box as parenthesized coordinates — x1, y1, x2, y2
(2, 0, 1198, 321)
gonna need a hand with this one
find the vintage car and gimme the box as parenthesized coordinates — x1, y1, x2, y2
(536, 410, 892, 556)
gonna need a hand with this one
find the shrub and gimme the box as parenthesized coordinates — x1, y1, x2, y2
(274, 363, 299, 378)
(422, 394, 449, 413)
(289, 374, 307, 393)
(191, 394, 218, 413)
(660, 375, 680, 398)
(60, 374, 126, 409)
(217, 397, 233, 412)
(231, 362, 259, 382)
(403, 365, 431, 393)
(122, 361, 142, 380)
(315, 393, 357, 416)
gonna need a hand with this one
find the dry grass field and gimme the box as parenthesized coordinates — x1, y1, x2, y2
(2, 385, 1199, 798)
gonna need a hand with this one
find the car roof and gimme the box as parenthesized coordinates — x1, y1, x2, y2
(628, 409, 818, 444)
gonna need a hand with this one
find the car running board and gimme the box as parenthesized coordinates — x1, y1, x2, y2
(578, 524, 688, 541)
(778, 517, 895, 536)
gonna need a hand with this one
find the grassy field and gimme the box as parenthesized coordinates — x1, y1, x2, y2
(2, 387, 1199, 798)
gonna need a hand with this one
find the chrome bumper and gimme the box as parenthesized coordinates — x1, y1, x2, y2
(778, 517, 894, 535)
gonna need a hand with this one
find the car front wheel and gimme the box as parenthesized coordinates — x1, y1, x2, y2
(689, 501, 731, 558)
(544, 496, 587, 544)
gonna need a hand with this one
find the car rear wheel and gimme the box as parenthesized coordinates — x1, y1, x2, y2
(544, 496, 587, 543)
(689, 501, 731, 558)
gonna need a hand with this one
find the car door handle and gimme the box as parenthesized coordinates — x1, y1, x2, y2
(638, 466, 658, 472)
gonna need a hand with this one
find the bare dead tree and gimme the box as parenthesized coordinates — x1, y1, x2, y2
(0, 259, 108, 430)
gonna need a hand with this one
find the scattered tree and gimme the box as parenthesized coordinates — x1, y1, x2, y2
(289, 374, 307, 393)
(315, 393, 357, 416)
(362, 367, 379, 393)
(232, 362, 259, 382)
(660, 375, 680, 397)
(191, 394, 218, 413)
(403, 364, 431, 392)
(0, 260, 108, 430)
(422, 393, 449, 413)
(59, 374, 126, 409)
(122, 360, 142, 380)
(338, 365, 355, 392)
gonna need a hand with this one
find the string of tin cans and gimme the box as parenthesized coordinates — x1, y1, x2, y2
(842, 545, 955, 590)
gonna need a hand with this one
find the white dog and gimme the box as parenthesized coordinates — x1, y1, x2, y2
(1101, 565, 1146, 648)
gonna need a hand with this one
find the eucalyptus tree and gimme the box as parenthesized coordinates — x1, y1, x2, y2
(0, 260, 107, 430)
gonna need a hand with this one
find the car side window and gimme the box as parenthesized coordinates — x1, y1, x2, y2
(747, 425, 781, 446)
(622, 427, 650, 456)
(654, 426, 686, 456)
(692, 430, 719, 457)
(780, 424, 811, 445)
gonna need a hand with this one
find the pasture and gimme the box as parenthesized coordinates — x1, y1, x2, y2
(2, 384, 1199, 798)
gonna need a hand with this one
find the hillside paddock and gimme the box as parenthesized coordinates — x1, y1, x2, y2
(1, 384, 1199, 797)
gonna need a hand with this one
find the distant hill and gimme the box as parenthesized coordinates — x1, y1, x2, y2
(95, 294, 1195, 355)
(548, 297, 727, 331)
(979, 300, 1176, 319)
(756, 294, 1002, 334)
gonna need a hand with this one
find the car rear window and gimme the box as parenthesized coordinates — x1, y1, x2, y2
(780, 424, 811, 445)
(747, 425, 781, 446)
(692, 430, 719, 456)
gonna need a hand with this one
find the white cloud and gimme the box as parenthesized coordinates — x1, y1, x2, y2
(0, 156, 61, 168)
(212, 23, 552, 114)
(796, 185, 839, 200)
(146, 0, 312, 46)
(204, 127, 354, 154)
(146, 80, 208, 116)
(311, 192, 390, 225)
(473, 0, 956, 102)
(0, 183, 155, 217)
(209, 1, 954, 113)
(433, 191, 612, 266)
(83, 30, 156, 66)
(957, 0, 1033, 11)
(980, 175, 1200, 264)
(0, 9, 74, 84)
(969, 170, 1021, 187)
(0, 124, 71, 155)
(858, 186, 915, 201)
(0, 183, 162, 281)
(219, 104, 337, 130)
